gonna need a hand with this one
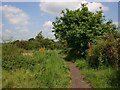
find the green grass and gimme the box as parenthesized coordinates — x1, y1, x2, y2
(75, 59, 117, 88)
(2, 44, 70, 88)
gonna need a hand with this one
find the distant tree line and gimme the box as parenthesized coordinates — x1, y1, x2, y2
(7, 31, 63, 50)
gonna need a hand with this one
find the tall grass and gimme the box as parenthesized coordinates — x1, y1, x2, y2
(2, 44, 70, 88)
(75, 59, 117, 88)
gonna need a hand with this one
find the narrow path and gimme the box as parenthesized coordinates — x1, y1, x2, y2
(66, 61, 91, 88)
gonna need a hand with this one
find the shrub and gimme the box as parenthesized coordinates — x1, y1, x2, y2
(108, 69, 120, 88)
(53, 3, 117, 59)
(87, 32, 120, 68)
(75, 58, 118, 88)
(75, 58, 89, 69)
(2, 45, 70, 88)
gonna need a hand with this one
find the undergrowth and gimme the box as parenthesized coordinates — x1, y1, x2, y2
(2, 44, 70, 88)
(75, 59, 118, 88)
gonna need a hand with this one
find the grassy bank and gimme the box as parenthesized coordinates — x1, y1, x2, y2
(2, 44, 70, 88)
(75, 59, 118, 88)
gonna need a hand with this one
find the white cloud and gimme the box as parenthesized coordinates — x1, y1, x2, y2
(40, 2, 79, 15)
(1, 5, 31, 41)
(0, 23, 3, 42)
(2, 5, 29, 26)
(86, 2, 109, 12)
(41, 21, 55, 39)
(19, 29, 29, 33)
(16, 26, 29, 33)
(0, 6, 2, 11)
(0, 23, 3, 30)
(2, 28, 31, 42)
(2, 29, 15, 42)
(43, 21, 53, 28)
(40, 1, 109, 15)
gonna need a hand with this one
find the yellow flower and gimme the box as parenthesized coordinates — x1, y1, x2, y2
(39, 47, 45, 52)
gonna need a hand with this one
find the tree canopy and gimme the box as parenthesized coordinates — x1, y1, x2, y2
(52, 4, 117, 58)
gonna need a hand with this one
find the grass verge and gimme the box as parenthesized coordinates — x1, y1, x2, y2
(75, 59, 118, 88)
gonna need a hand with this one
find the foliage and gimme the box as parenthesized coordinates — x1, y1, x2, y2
(108, 69, 120, 88)
(52, 4, 117, 58)
(12, 32, 56, 50)
(35, 31, 44, 41)
(12, 40, 31, 50)
(2, 44, 31, 70)
(2, 44, 70, 88)
(87, 32, 120, 68)
(75, 58, 89, 69)
(75, 59, 118, 88)
(2, 44, 24, 56)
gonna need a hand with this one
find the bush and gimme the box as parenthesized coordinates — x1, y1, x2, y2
(87, 32, 120, 68)
(81, 68, 115, 88)
(75, 58, 89, 69)
(75, 58, 117, 88)
(2, 45, 70, 88)
(2, 44, 24, 55)
(53, 4, 117, 59)
(108, 69, 120, 88)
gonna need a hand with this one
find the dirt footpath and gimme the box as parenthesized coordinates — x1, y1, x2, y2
(66, 61, 91, 88)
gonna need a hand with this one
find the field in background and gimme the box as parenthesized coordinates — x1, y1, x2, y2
(2, 44, 70, 88)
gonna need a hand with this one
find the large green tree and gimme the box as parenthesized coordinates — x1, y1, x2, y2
(52, 4, 117, 58)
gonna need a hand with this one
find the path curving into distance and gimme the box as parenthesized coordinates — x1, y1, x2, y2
(66, 61, 91, 88)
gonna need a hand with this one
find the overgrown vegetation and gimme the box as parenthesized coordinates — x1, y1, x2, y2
(2, 3, 120, 88)
(75, 59, 119, 88)
(73, 29, 120, 88)
(11, 32, 56, 50)
(87, 32, 120, 69)
(52, 3, 120, 88)
(52, 4, 117, 59)
(2, 44, 70, 88)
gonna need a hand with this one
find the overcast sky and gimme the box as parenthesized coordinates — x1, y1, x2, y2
(0, 0, 119, 42)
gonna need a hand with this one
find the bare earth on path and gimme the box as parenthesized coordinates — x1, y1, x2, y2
(66, 61, 91, 88)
